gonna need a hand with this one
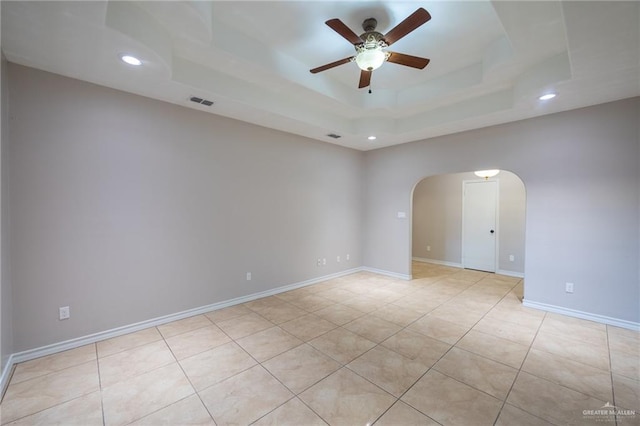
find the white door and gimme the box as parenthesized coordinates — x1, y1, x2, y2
(462, 180, 497, 272)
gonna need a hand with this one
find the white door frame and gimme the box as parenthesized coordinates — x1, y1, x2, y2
(461, 178, 500, 272)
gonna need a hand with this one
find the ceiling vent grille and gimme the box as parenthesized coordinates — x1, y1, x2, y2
(190, 96, 214, 106)
(326, 133, 342, 139)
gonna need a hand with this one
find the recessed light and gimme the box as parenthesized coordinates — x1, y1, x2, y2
(120, 54, 142, 66)
(368, 136, 377, 140)
(538, 93, 557, 101)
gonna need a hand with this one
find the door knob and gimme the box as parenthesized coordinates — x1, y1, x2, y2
(490, 229, 495, 234)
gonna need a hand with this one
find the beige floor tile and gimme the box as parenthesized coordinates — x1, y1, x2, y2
(10, 344, 96, 384)
(252, 397, 327, 426)
(199, 365, 293, 425)
(102, 363, 194, 426)
(204, 304, 252, 323)
(128, 394, 214, 425)
(179, 341, 256, 391)
(254, 302, 309, 324)
(4, 391, 103, 426)
(279, 313, 337, 341)
(434, 347, 518, 400)
(428, 303, 487, 328)
(157, 315, 213, 339)
(367, 287, 405, 303)
(613, 374, 640, 411)
(484, 305, 545, 328)
(507, 372, 610, 425)
(407, 315, 470, 345)
(343, 315, 402, 343)
(314, 304, 366, 326)
(164, 324, 231, 360)
(522, 349, 613, 401)
(608, 325, 640, 341)
(309, 328, 376, 365)
(315, 287, 358, 302)
(545, 312, 604, 330)
(539, 315, 608, 346)
(402, 370, 502, 426)
(98, 340, 176, 387)
(244, 296, 288, 312)
(381, 329, 450, 365)
(215, 312, 273, 339)
(97, 328, 163, 358)
(456, 329, 529, 368)
(236, 326, 303, 362)
(286, 294, 335, 312)
(533, 331, 610, 371)
(370, 304, 424, 327)
(299, 368, 396, 426)
(339, 295, 387, 313)
(611, 349, 640, 380)
(1, 361, 100, 424)
(374, 400, 439, 426)
(609, 332, 640, 356)
(473, 316, 539, 346)
(262, 344, 341, 394)
(495, 403, 555, 426)
(348, 345, 430, 397)
(390, 295, 442, 315)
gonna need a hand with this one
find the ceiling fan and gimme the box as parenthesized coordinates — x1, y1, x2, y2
(310, 8, 431, 89)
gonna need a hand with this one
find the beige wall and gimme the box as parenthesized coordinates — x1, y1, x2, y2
(364, 98, 639, 323)
(7, 64, 364, 351)
(412, 171, 526, 274)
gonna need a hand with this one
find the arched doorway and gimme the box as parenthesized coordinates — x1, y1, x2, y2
(410, 170, 526, 296)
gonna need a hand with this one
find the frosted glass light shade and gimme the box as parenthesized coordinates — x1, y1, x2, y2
(356, 48, 386, 71)
(474, 169, 500, 179)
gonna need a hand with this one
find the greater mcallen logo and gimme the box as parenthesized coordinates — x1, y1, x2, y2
(583, 402, 636, 422)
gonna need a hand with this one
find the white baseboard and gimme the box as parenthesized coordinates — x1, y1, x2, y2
(496, 269, 524, 278)
(361, 267, 412, 281)
(0, 354, 15, 398)
(523, 299, 640, 331)
(2, 267, 363, 392)
(412, 257, 463, 268)
(413, 258, 524, 278)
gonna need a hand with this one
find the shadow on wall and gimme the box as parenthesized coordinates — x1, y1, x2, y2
(411, 170, 526, 277)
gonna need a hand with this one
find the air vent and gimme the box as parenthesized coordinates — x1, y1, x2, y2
(326, 133, 342, 139)
(190, 96, 214, 107)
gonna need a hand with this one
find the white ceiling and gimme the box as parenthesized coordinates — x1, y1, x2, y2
(2, 1, 639, 151)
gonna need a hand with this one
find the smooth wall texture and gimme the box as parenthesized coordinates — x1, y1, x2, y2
(412, 171, 525, 274)
(1, 51, 12, 367)
(8, 64, 364, 351)
(364, 98, 639, 323)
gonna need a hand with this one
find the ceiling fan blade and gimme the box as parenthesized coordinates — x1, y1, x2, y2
(386, 52, 430, 69)
(310, 57, 354, 74)
(383, 8, 431, 46)
(325, 19, 363, 45)
(358, 70, 372, 89)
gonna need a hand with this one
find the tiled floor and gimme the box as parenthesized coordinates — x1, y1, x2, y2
(1, 262, 638, 425)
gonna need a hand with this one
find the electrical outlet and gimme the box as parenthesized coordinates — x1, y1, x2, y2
(346, 254, 350, 261)
(337, 256, 340, 263)
(509, 254, 515, 262)
(59, 306, 70, 320)
(427, 245, 431, 252)
(322, 258, 327, 265)
(317, 259, 322, 266)
(565, 282, 574, 293)
(246, 272, 251, 281)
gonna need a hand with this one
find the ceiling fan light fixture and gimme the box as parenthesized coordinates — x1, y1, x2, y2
(474, 169, 500, 179)
(120, 54, 142, 66)
(367, 135, 377, 140)
(538, 92, 557, 101)
(355, 47, 386, 71)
